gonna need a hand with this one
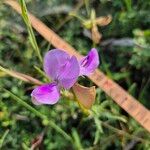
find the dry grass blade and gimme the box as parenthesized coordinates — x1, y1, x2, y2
(0, 66, 43, 85)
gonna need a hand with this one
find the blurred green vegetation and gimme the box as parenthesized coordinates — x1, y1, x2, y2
(0, 0, 150, 149)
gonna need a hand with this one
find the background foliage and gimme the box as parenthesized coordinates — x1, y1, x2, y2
(0, 0, 150, 149)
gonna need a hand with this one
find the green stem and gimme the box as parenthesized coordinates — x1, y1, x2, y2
(2, 88, 73, 143)
(69, 13, 85, 22)
(101, 122, 150, 143)
(84, 0, 90, 16)
(3, 88, 46, 119)
(48, 122, 73, 142)
(19, 0, 42, 63)
(91, 111, 149, 144)
(34, 65, 50, 82)
(72, 128, 83, 150)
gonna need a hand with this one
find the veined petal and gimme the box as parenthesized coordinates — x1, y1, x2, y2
(43, 49, 70, 80)
(58, 56, 80, 89)
(79, 48, 99, 76)
(31, 83, 60, 105)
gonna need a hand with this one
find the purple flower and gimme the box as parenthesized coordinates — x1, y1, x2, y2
(31, 48, 99, 105)
(79, 48, 99, 76)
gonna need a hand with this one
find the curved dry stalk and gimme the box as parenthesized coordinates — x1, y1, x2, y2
(0, 66, 43, 85)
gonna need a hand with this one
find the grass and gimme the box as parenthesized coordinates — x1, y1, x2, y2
(0, 0, 150, 149)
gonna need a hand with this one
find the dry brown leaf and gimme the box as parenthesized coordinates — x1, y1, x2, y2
(72, 83, 96, 109)
(31, 131, 44, 150)
(91, 24, 102, 44)
(96, 15, 112, 26)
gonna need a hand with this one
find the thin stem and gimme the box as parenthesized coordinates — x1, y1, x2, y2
(48, 122, 73, 142)
(3, 88, 46, 119)
(2, 88, 73, 143)
(56, 0, 84, 30)
(0, 65, 43, 85)
(69, 12, 85, 22)
(72, 128, 83, 150)
(101, 122, 150, 144)
(91, 111, 149, 144)
(84, 0, 90, 16)
(19, 0, 42, 63)
(34, 65, 50, 82)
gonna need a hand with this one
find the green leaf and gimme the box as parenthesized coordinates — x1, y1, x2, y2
(72, 128, 83, 150)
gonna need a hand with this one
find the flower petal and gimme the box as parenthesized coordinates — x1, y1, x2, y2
(58, 56, 80, 89)
(43, 49, 70, 80)
(79, 48, 99, 76)
(31, 83, 60, 105)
